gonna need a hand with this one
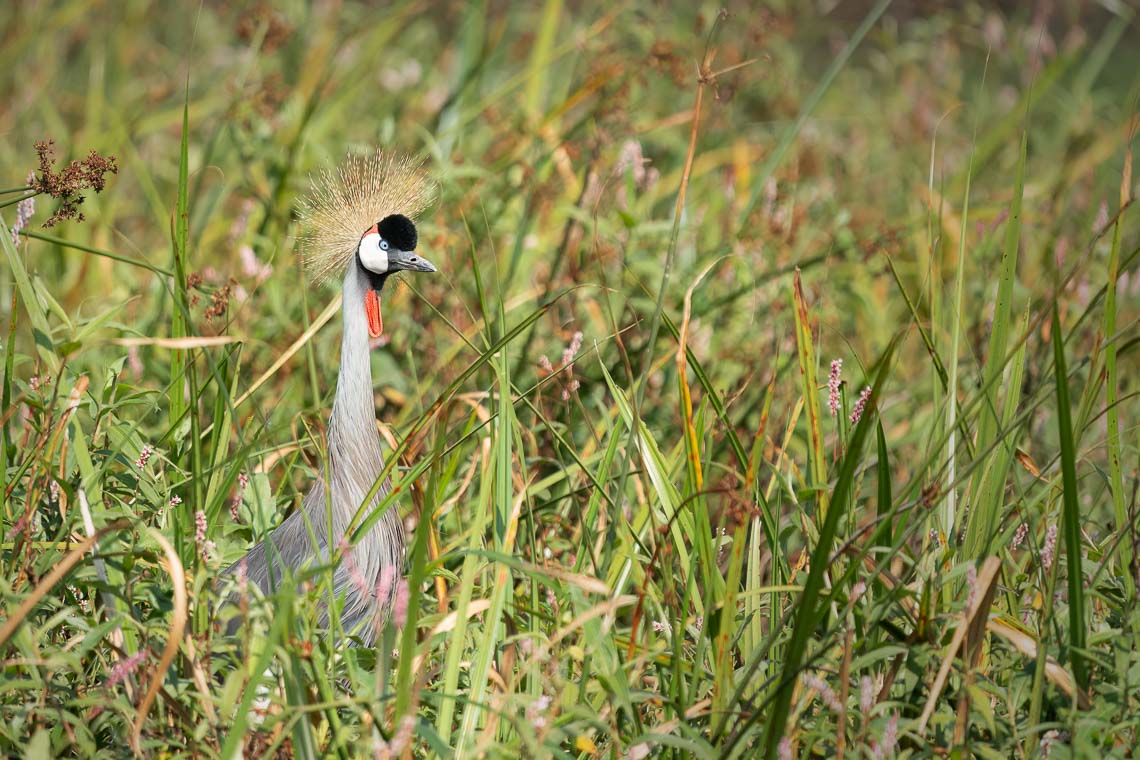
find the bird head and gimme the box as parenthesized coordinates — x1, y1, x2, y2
(298, 151, 438, 338)
(356, 214, 436, 337)
(357, 214, 436, 278)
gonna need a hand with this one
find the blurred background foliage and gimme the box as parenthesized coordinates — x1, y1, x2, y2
(1, 0, 1138, 757)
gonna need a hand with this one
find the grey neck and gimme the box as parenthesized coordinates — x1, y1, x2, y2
(327, 265, 386, 520)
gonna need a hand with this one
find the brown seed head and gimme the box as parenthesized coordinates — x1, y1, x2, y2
(30, 139, 119, 227)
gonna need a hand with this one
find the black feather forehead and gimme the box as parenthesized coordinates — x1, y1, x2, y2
(376, 214, 417, 251)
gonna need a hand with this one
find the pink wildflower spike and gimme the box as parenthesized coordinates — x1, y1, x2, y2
(235, 559, 248, 594)
(801, 673, 842, 713)
(106, 650, 147, 688)
(127, 345, 143, 378)
(375, 564, 397, 606)
(1041, 524, 1058, 572)
(860, 675, 875, 713)
(392, 578, 410, 628)
(562, 331, 583, 366)
(338, 538, 371, 599)
(872, 713, 899, 758)
(231, 472, 250, 522)
(850, 386, 872, 424)
(239, 244, 273, 283)
(194, 510, 207, 543)
(12, 191, 34, 245)
(135, 444, 153, 469)
(1012, 522, 1028, 548)
(827, 359, 843, 416)
(777, 737, 793, 760)
(526, 694, 553, 731)
(194, 510, 217, 560)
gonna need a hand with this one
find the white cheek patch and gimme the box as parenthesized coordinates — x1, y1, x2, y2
(358, 233, 389, 274)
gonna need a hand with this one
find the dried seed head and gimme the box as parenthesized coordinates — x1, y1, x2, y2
(297, 150, 435, 284)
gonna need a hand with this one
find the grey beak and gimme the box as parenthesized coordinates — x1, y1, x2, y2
(389, 249, 437, 273)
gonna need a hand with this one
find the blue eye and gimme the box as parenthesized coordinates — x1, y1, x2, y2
(380, 240, 389, 251)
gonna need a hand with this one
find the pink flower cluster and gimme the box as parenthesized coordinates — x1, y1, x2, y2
(134, 444, 153, 469)
(1041, 524, 1058, 572)
(11, 174, 35, 244)
(231, 471, 249, 522)
(539, 331, 584, 401)
(827, 359, 843, 416)
(850, 387, 872, 424)
(106, 650, 147, 688)
(801, 672, 842, 713)
(870, 713, 899, 759)
(194, 510, 216, 560)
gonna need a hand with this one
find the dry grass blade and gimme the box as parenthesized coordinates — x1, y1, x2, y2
(113, 336, 241, 348)
(549, 595, 638, 649)
(131, 529, 188, 753)
(0, 521, 129, 650)
(233, 295, 339, 410)
(986, 617, 1092, 710)
(918, 556, 1001, 735)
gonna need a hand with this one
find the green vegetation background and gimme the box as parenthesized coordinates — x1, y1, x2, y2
(0, 1, 1137, 757)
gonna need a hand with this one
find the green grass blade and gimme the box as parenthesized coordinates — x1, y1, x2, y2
(1051, 306, 1088, 695)
(0, 287, 13, 517)
(945, 147, 973, 543)
(965, 128, 1026, 560)
(875, 420, 892, 549)
(1103, 166, 1131, 593)
(168, 93, 193, 561)
(657, 307, 784, 580)
(456, 279, 518, 752)
(791, 270, 827, 521)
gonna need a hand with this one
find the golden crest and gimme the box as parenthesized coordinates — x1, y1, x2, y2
(297, 151, 435, 284)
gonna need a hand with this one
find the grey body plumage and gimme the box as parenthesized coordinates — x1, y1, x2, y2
(224, 152, 436, 645)
(230, 265, 404, 642)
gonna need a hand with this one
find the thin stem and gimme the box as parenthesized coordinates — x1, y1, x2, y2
(0, 186, 33, 195)
(0, 192, 37, 210)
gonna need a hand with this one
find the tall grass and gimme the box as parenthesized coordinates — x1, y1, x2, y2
(1, 2, 1138, 758)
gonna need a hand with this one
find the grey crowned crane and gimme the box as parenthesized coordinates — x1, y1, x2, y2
(225, 151, 436, 645)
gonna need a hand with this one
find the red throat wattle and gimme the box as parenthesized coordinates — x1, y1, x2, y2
(365, 289, 383, 338)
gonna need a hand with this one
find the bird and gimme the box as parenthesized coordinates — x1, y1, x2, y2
(224, 151, 437, 645)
